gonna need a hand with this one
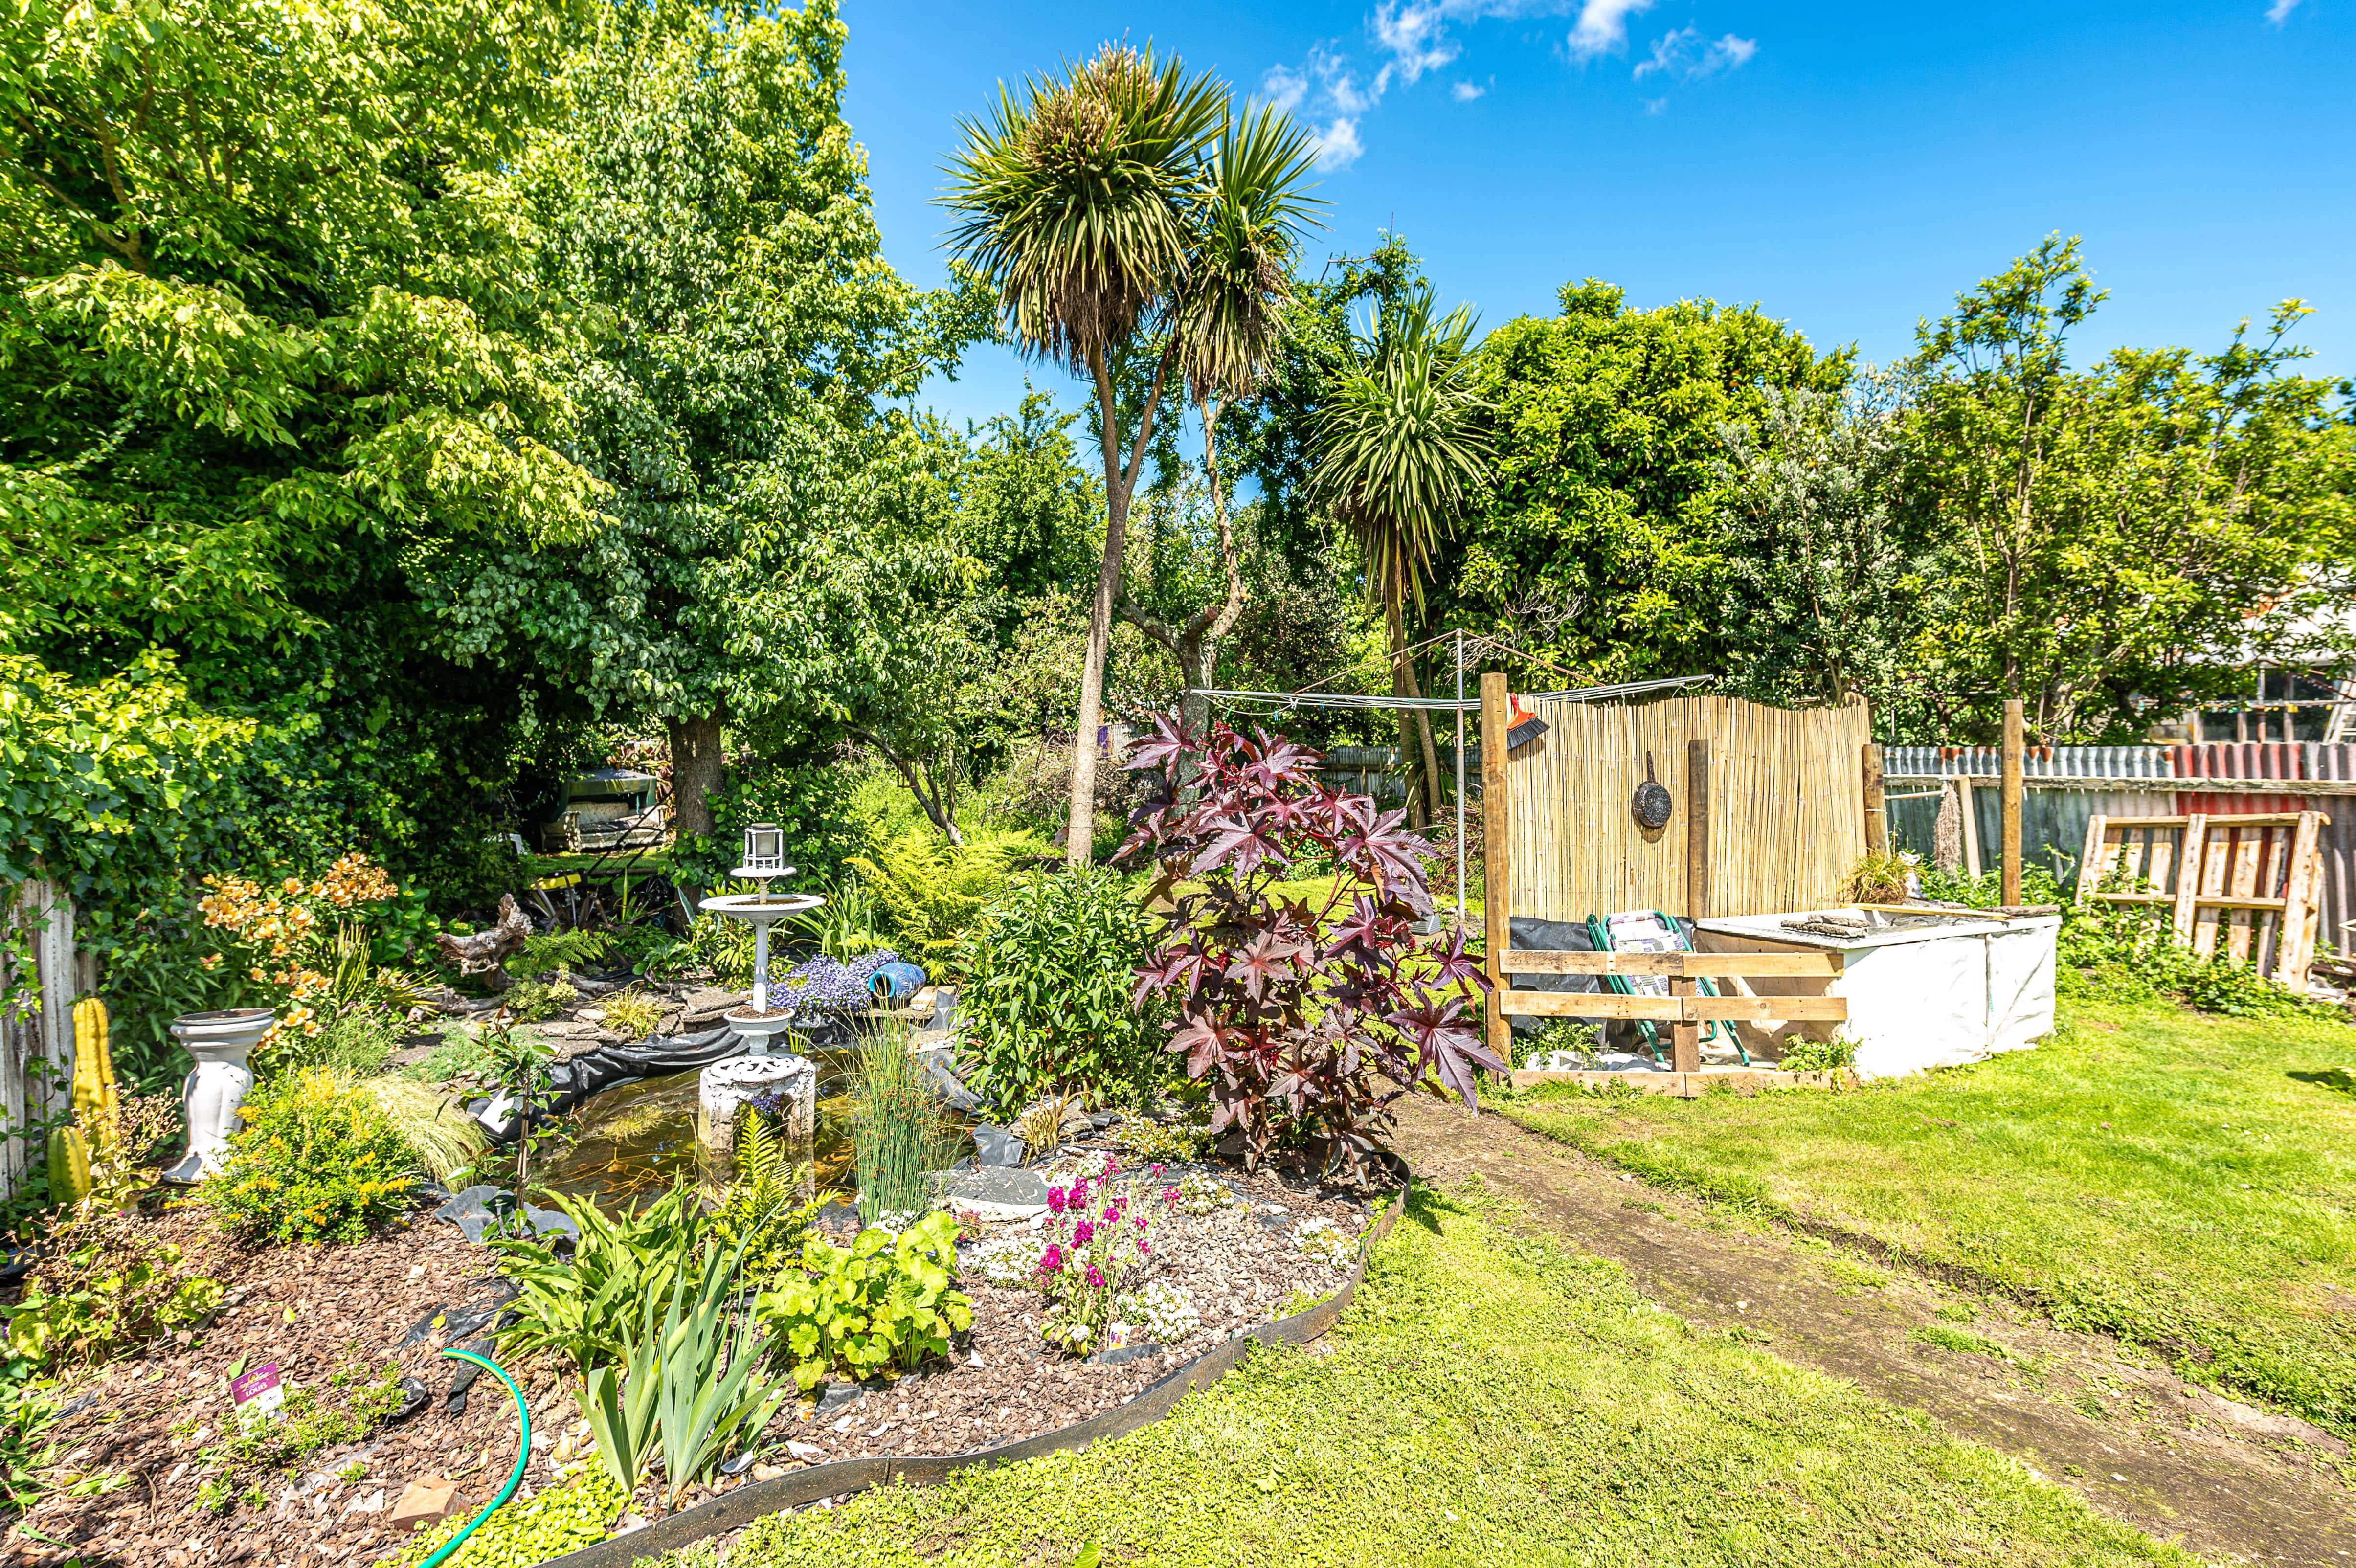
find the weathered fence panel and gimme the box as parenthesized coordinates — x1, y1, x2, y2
(2, 881, 79, 1198)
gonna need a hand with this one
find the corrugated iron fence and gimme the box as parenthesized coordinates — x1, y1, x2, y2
(1883, 742, 2355, 957)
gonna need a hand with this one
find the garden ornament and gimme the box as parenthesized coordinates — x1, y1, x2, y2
(1631, 752, 1674, 830)
(163, 1008, 275, 1182)
(698, 1053, 815, 1196)
(700, 824, 819, 1042)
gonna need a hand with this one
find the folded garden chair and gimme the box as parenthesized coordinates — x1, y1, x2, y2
(1582, 909, 1750, 1066)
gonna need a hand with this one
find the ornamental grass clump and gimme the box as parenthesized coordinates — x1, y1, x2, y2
(1120, 717, 1499, 1177)
(204, 1068, 417, 1243)
(849, 1021, 959, 1226)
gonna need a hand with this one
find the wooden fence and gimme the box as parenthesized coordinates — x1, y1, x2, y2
(1, 881, 82, 1198)
(2075, 812, 2325, 984)
(1498, 691, 1874, 923)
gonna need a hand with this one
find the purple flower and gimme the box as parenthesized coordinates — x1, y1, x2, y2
(1087, 1265, 1106, 1289)
(1048, 1187, 1066, 1214)
(1041, 1244, 1063, 1272)
(1074, 1220, 1095, 1245)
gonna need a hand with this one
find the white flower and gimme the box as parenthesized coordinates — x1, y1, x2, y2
(1294, 1216, 1357, 1270)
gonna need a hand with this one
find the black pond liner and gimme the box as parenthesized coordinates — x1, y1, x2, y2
(534, 1153, 1414, 1568)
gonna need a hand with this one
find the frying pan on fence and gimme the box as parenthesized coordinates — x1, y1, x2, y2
(1631, 752, 1674, 830)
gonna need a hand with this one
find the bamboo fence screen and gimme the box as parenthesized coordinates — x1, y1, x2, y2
(1506, 694, 1873, 922)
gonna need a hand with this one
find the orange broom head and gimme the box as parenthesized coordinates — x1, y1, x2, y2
(1506, 697, 1548, 752)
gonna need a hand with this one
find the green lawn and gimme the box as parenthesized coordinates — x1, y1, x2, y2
(688, 1185, 2183, 1568)
(1501, 1001, 2356, 1437)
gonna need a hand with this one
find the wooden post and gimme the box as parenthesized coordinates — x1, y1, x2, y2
(1958, 775, 1981, 879)
(2000, 699, 2024, 907)
(1861, 742, 1887, 855)
(1686, 739, 1712, 920)
(2170, 814, 2209, 945)
(1670, 974, 1700, 1074)
(1480, 672, 1513, 1068)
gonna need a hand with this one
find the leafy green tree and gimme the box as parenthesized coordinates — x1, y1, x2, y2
(1713, 369, 1932, 725)
(1311, 289, 1491, 827)
(943, 45, 1316, 864)
(415, 0, 985, 858)
(1452, 280, 1851, 681)
(1902, 236, 2355, 741)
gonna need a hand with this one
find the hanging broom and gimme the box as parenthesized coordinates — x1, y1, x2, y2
(1506, 696, 1549, 754)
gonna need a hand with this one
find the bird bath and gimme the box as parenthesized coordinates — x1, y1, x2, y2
(695, 824, 824, 1187)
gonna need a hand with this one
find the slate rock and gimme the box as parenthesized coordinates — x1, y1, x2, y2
(813, 1383, 868, 1418)
(432, 1185, 580, 1247)
(938, 1166, 1049, 1218)
(1088, 1341, 1164, 1366)
(971, 1125, 1025, 1167)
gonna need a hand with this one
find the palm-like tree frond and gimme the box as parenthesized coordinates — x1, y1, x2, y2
(1173, 105, 1324, 404)
(942, 45, 1227, 372)
(1313, 288, 1493, 615)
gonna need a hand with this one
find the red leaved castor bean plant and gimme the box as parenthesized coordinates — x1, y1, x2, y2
(1117, 716, 1499, 1179)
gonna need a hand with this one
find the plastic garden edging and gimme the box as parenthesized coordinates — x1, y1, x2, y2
(533, 1155, 1414, 1568)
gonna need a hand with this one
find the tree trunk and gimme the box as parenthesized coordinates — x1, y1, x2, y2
(1070, 344, 1173, 867)
(1386, 600, 1428, 829)
(667, 712, 726, 900)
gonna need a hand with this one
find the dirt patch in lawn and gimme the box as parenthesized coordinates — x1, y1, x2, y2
(1391, 1094, 2356, 1568)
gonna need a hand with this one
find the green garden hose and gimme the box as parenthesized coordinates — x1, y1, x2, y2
(418, 1347, 532, 1568)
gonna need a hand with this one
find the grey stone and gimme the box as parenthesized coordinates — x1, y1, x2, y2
(971, 1125, 1025, 1167)
(938, 1167, 1048, 1210)
(432, 1185, 580, 1247)
(1088, 1341, 1164, 1366)
(813, 1383, 867, 1418)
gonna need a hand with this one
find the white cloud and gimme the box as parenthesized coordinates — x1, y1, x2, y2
(1452, 78, 1488, 100)
(1633, 25, 1758, 79)
(2266, 0, 2303, 22)
(1568, 0, 1657, 60)
(1372, 0, 1462, 83)
(1310, 116, 1366, 170)
(1262, 64, 1310, 114)
(1642, 95, 1667, 115)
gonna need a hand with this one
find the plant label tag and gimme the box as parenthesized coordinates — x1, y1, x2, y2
(232, 1361, 285, 1423)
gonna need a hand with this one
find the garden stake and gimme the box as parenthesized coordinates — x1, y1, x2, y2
(418, 1347, 531, 1568)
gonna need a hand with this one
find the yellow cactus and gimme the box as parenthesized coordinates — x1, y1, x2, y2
(47, 1125, 90, 1209)
(70, 997, 120, 1151)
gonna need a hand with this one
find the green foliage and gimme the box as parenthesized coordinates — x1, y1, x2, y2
(0, 1381, 61, 1517)
(1910, 1322, 2011, 1360)
(500, 979, 578, 1025)
(674, 762, 868, 898)
(847, 825, 1030, 967)
(394, 1465, 627, 1568)
(5, 1227, 222, 1367)
(491, 1183, 702, 1372)
(955, 870, 1162, 1116)
(1113, 1114, 1212, 1163)
(849, 1023, 959, 1226)
(506, 930, 612, 983)
(197, 1364, 407, 1499)
(203, 1068, 418, 1243)
(1903, 235, 2354, 742)
(790, 873, 887, 961)
(1714, 372, 1930, 721)
(599, 990, 665, 1041)
(755, 1212, 973, 1390)
(364, 1076, 490, 1186)
(577, 1238, 794, 1508)
(709, 1112, 820, 1279)
(1774, 1037, 1858, 1074)
(1454, 279, 1853, 684)
(1518, 1018, 1600, 1068)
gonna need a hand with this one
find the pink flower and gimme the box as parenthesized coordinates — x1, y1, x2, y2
(1041, 1244, 1063, 1271)
(1103, 1205, 1118, 1222)
(1087, 1265, 1106, 1289)
(1161, 1186, 1179, 1204)
(1048, 1187, 1067, 1214)
(1140, 1242, 1151, 1255)
(1150, 1164, 1167, 1178)
(1074, 1220, 1095, 1245)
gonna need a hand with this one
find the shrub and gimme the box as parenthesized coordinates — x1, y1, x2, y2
(1775, 1036, 1857, 1074)
(600, 988, 664, 1040)
(6, 1214, 223, 1367)
(755, 1212, 972, 1389)
(493, 1184, 701, 1372)
(846, 824, 1031, 968)
(957, 870, 1162, 1117)
(500, 977, 578, 1023)
(1122, 717, 1498, 1176)
(204, 1068, 418, 1243)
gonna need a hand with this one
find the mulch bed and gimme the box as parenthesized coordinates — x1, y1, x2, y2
(5, 1151, 1388, 1568)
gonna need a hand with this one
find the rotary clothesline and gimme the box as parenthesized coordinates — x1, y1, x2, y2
(1191, 630, 1720, 922)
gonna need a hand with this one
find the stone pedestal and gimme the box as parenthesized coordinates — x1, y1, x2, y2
(696, 1053, 815, 1194)
(163, 1008, 276, 1183)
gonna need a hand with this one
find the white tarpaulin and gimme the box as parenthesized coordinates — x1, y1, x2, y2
(1693, 910, 2060, 1080)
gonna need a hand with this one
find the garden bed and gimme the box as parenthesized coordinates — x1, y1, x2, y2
(6, 1151, 1392, 1568)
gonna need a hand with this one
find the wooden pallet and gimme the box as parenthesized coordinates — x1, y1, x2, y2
(1496, 949, 1849, 1073)
(2073, 810, 2327, 985)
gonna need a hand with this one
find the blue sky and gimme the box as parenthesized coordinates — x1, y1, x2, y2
(840, 0, 2356, 431)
